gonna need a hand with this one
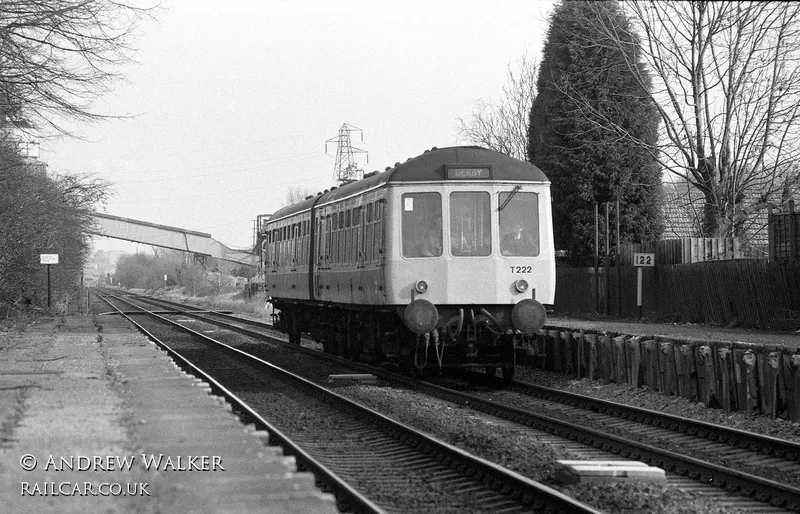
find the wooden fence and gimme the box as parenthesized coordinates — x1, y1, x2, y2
(547, 238, 800, 421)
(618, 238, 741, 265)
(555, 259, 800, 329)
(769, 202, 800, 262)
(527, 330, 800, 421)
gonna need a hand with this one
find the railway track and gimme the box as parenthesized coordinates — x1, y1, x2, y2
(95, 290, 598, 513)
(97, 289, 800, 512)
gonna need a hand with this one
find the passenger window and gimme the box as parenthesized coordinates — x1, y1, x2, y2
(450, 192, 491, 256)
(402, 193, 442, 258)
(499, 191, 539, 256)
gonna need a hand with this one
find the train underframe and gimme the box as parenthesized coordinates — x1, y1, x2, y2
(271, 299, 523, 381)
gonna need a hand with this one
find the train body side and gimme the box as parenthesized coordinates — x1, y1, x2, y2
(262, 185, 555, 310)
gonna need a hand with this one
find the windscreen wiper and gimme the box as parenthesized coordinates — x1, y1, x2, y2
(498, 185, 521, 211)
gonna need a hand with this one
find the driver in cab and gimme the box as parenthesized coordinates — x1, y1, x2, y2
(501, 221, 536, 256)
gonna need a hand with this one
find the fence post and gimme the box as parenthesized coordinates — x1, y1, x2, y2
(697, 345, 717, 406)
(719, 346, 732, 414)
(553, 330, 563, 374)
(605, 203, 610, 316)
(586, 334, 597, 381)
(613, 335, 627, 384)
(562, 331, 575, 376)
(616, 198, 622, 318)
(660, 341, 676, 395)
(679, 344, 698, 401)
(595, 203, 600, 313)
(790, 201, 796, 262)
(743, 350, 757, 415)
(600, 335, 613, 383)
(575, 331, 587, 378)
(644, 340, 658, 390)
(768, 205, 775, 263)
(785, 354, 800, 421)
(628, 336, 642, 387)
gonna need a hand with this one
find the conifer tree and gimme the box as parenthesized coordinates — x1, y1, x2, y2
(528, 0, 662, 265)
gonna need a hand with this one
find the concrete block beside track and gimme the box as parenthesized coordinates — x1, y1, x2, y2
(0, 315, 338, 513)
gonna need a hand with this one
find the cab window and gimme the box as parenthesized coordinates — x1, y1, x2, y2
(449, 192, 491, 256)
(499, 191, 539, 256)
(401, 192, 442, 258)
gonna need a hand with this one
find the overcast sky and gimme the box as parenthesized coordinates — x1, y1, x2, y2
(41, 0, 555, 252)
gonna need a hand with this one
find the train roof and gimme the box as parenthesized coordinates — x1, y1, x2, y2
(268, 146, 548, 222)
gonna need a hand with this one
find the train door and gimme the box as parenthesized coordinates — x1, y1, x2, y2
(261, 235, 269, 273)
(312, 214, 323, 298)
(291, 221, 299, 271)
(271, 227, 279, 272)
(366, 191, 386, 304)
(314, 208, 332, 300)
(356, 203, 365, 268)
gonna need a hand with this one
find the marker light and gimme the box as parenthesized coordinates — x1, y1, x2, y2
(415, 280, 429, 294)
(514, 279, 529, 293)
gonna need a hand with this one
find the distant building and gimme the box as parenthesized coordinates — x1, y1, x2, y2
(1, 113, 47, 172)
(662, 180, 772, 258)
(5, 118, 39, 159)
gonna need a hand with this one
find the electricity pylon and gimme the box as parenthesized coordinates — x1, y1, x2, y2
(325, 123, 368, 184)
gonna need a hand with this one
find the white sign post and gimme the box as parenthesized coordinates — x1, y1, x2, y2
(40, 254, 59, 309)
(39, 254, 59, 264)
(633, 253, 655, 319)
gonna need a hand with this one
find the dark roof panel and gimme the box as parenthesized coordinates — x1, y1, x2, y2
(389, 146, 549, 183)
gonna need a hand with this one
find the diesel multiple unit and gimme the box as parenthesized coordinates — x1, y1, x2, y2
(261, 146, 555, 380)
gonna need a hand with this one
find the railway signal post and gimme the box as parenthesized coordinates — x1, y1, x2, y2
(633, 252, 654, 319)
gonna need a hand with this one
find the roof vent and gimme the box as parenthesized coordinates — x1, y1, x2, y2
(395, 162, 400, 167)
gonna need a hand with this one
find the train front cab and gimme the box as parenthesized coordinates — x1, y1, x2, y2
(383, 177, 555, 380)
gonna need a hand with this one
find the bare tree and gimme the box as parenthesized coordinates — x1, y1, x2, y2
(457, 53, 538, 160)
(0, 0, 156, 134)
(566, 1, 800, 240)
(284, 185, 314, 206)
